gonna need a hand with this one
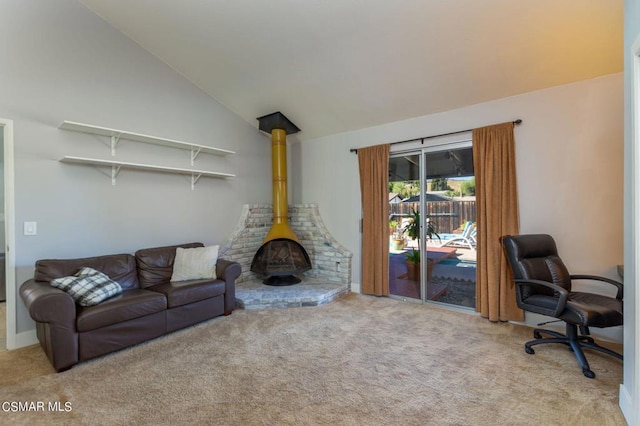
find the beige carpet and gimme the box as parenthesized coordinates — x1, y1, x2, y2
(0, 294, 625, 425)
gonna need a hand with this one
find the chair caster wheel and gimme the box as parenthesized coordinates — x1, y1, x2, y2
(533, 331, 542, 339)
(582, 369, 595, 379)
(525, 346, 535, 354)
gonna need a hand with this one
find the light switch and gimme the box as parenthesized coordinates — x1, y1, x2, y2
(24, 221, 37, 236)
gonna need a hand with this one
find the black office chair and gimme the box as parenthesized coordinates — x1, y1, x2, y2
(501, 234, 623, 378)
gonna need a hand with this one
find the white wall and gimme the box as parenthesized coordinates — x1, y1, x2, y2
(0, 1, 271, 335)
(622, 0, 640, 423)
(293, 73, 623, 329)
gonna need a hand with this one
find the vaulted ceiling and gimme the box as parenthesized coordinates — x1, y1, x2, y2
(78, 0, 623, 141)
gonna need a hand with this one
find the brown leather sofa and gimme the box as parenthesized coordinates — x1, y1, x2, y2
(20, 242, 241, 372)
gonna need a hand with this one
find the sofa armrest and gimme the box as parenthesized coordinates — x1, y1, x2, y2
(20, 279, 77, 324)
(216, 259, 241, 315)
(20, 279, 79, 371)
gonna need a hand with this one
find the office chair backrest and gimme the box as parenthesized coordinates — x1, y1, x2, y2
(502, 234, 572, 300)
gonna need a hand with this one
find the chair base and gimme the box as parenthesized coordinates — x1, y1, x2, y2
(524, 323, 622, 378)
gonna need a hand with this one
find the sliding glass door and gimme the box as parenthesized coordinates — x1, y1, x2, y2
(388, 153, 422, 300)
(388, 142, 476, 309)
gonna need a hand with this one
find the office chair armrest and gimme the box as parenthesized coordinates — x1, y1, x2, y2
(570, 274, 623, 300)
(514, 279, 569, 317)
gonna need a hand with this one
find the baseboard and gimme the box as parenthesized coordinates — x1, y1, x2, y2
(350, 282, 361, 294)
(11, 329, 37, 349)
(619, 384, 636, 426)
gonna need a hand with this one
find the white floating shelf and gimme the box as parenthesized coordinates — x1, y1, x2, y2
(60, 156, 235, 189)
(60, 120, 235, 161)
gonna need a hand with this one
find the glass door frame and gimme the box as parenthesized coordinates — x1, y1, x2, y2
(388, 134, 473, 305)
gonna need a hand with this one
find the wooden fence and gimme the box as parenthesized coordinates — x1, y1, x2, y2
(389, 201, 476, 234)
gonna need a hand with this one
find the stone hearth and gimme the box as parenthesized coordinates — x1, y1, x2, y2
(234, 277, 349, 310)
(219, 203, 352, 309)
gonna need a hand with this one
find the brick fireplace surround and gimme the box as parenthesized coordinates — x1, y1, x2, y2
(219, 203, 352, 309)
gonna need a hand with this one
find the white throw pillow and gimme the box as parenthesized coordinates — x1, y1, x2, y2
(170, 245, 219, 282)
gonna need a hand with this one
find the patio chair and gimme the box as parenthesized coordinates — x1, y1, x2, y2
(440, 221, 477, 251)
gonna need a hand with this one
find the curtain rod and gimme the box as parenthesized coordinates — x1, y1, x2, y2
(349, 119, 522, 154)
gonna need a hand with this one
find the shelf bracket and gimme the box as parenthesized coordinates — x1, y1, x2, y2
(191, 173, 202, 190)
(111, 165, 122, 185)
(111, 134, 122, 156)
(190, 147, 202, 165)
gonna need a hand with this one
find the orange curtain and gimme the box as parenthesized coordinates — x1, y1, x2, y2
(473, 123, 524, 321)
(358, 144, 390, 296)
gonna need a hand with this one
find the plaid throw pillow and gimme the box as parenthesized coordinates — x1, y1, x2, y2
(51, 267, 123, 306)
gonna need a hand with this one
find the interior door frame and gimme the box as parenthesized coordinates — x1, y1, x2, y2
(0, 118, 16, 350)
(622, 30, 640, 426)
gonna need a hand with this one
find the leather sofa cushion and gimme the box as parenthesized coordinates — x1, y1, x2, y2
(561, 292, 624, 328)
(147, 279, 226, 308)
(35, 254, 139, 290)
(524, 292, 623, 328)
(135, 242, 203, 288)
(76, 289, 167, 332)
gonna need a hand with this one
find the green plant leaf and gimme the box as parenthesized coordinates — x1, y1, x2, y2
(405, 249, 420, 263)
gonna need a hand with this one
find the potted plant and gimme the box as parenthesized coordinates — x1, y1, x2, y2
(389, 220, 398, 235)
(403, 209, 439, 281)
(389, 219, 406, 250)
